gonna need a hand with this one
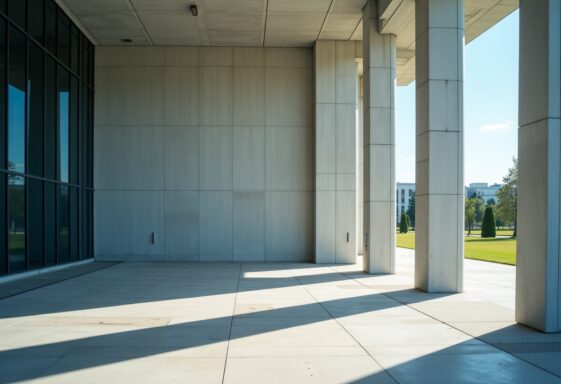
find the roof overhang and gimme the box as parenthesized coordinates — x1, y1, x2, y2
(59, 0, 518, 85)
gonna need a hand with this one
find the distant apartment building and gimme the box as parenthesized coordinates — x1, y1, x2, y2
(396, 182, 501, 224)
(465, 183, 502, 204)
(396, 183, 415, 223)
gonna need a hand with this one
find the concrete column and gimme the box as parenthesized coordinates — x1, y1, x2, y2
(362, 0, 396, 273)
(314, 40, 357, 264)
(414, 0, 464, 292)
(516, 0, 561, 333)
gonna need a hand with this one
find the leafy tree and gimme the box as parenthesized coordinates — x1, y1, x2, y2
(472, 193, 485, 225)
(496, 158, 518, 237)
(487, 198, 496, 206)
(495, 216, 504, 230)
(465, 198, 476, 235)
(481, 206, 496, 238)
(399, 213, 409, 234)
(406, 195, 415, 229)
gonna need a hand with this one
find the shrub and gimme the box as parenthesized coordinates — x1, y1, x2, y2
(399, 213, 409, 234)
(481, 206, 496, 238)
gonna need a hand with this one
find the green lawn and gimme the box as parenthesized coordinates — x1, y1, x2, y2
(464, 229, 515, 237)
(396, 231, 516, 266)
(8, 233, 25, 254)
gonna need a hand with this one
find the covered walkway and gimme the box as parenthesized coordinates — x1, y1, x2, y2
(1, 250, 560, 383)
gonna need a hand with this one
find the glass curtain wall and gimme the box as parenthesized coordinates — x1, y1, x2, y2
(0, 0, 94, 275)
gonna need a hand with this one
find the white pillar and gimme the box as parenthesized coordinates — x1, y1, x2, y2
(516, 0, 561, 333)
(362, 0, 396, 274)
(314, 40, 357, 264)
(414, 0, 464, 292)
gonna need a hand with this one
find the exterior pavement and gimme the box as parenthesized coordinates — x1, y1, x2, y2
(0, 248, 560, 383)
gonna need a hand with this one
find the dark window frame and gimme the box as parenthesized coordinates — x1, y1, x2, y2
(0, 4, 94, 276)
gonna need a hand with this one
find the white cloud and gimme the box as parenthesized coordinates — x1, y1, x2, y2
(479, 121, 512, 132)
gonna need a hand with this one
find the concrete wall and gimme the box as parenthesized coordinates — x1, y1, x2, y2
(94, 47, 314, 262)
(314, 40, 357, 264)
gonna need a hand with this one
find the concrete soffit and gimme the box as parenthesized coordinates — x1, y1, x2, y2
(58, 0, 518, 86)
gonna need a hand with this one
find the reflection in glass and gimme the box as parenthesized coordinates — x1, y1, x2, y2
(88, 89, 94, 187)
(57, 10, 70, 67)
(8, 0, 25, 29)
(1, 0, 94, 275)
(58, 184, 69, 263)
(0, 18, 6, 170)
(71, 26, 79, 74)
(81, 189, 89, 260)
(8, 27, 26, 174)
(45, 57, 56, 179)
(28, 179, 44, 269)
(70, 77, 79, 184)
(70, 187, 78, 261)
(58, 67, 69, 182)
(0, 176, 6, 275)
(45, 182, 56, 266)
(46, 0, 56, 54)
(28, 0, 45, 43)
(81, 85, 89, 183)
(8, 176, 25, 272)
(29, 43, 45, 176)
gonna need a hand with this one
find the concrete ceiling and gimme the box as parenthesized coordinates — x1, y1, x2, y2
(58, 0, 518, 84)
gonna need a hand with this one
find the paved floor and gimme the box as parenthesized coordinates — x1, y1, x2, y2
(1, 249, 561, 383)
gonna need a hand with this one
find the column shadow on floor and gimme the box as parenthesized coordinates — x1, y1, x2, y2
(1, 262, 560, 383)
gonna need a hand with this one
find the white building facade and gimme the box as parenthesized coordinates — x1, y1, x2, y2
(396, 182, 415, 223)
(465, 182, 502, 204)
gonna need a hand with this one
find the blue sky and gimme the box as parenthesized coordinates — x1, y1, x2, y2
(395, 10, 519, 185)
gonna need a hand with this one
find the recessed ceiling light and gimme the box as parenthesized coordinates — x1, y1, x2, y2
(190, 4, 198, 16)
(121, 38, 133, 43)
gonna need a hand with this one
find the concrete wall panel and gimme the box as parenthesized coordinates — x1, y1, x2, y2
(265, 48, 312, 68)
(96, 46, 165, 67)
(199, 126, 233, 190)
(336, 104, 357, 173)
(165, 67, 200, 125)
(233, 192, 265, 261)
(266, 192, 313, 262)
(164, 125, 199, 190)
(95, 125, 164, 190)
(200, 47, 233, 66)
(335, 41, 356, 104)
(266, 126, 313, 191)
(336, 191, 356, 263)
(314, 40, 357, 265)
(95, 191, 164, 260)
(95, 67, 164, 126)
(165, 191, 199, 260)
(233, 68, 265, 126)
(266, 68, 312, 127)
(95, 46, 313, 262)
(200, 67, 233, 126)
(315, 104, 336, 174)
(164, 47, 200, 66)
(199, 191, 233, 261)
(233, 126, 265, 190)
(315, 191, 336, 263)
(233, 47, 265, 67)
(314, 41, 336, 104)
